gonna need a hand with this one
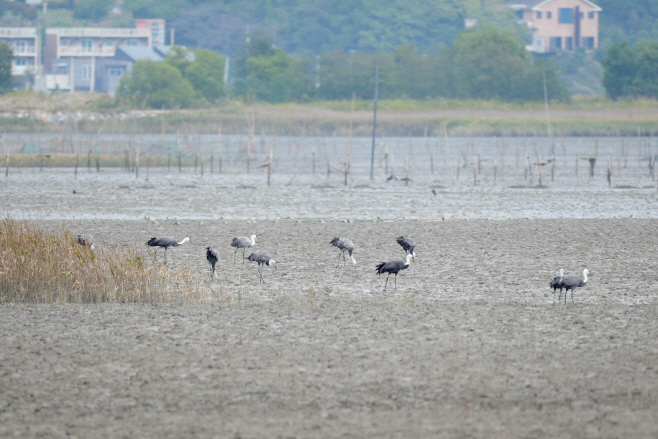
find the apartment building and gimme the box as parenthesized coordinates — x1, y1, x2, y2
(44, 27, 151, 91)
(0, 27, 38, 76)
(134, 19, 166, 46)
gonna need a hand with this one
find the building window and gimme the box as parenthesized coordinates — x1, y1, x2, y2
(15, 58, 26, 66)
(82, 39, 93, 52)
(580, 12, 584, 19)
(15, 41, 26, 53)
(559, 8, 574, 23)
(515, 10, 523, 19)
(583, 37, 595, 49)
(565, 37, 573, 50)
(547, 11, 552, 19)
(588, 11, 595, 19)
(550, 37, 562, 49)
(109, 68, 124, 76)
(126, 39, 138, 46)
(536, 11, 542, 19)
(106, 40, 114, 47)
(82, 65, 91, 80)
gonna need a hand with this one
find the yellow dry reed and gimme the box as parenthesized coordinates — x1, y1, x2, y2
(0, 219, 202, 303)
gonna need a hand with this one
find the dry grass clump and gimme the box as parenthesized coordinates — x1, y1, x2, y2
(0, 219, 201, 303)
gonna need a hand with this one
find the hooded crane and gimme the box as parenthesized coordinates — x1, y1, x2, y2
(549, 268, 565, 299)
(247, 250, 276, 284)
(77, 234, 94, 250)
(396, 236, 416, 262)
(560, 269, 589, 303)
(375, 254, 413, 291)
(206, 247, 219, 279)
(231, 235, 256, 263)
(330, 237, 356, 268)
(146, 236, 191, 263)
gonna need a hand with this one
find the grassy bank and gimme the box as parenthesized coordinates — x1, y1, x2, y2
(1, 93, 658, 136)
(0, 219, 206, 303)
(0, 153, 200, 168)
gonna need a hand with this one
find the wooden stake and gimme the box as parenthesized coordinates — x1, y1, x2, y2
(444, 126, 454, 185)
(346, 93, 355, 186)
(493, 157, 498, 185)
(405, 153, 410, 186)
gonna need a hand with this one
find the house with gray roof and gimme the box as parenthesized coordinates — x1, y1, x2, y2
(95, 46, 164, 94)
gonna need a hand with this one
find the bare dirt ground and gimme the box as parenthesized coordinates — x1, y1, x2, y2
(2, 217, 658, 438)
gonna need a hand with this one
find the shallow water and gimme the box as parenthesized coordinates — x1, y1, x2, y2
(2, 164, 657, 220)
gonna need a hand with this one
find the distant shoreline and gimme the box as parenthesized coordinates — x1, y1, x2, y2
(1, 93, 657, 136)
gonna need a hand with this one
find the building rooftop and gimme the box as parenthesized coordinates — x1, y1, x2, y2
(47, 28, 150, 37)
(116, 46, 163, 62)
(508, 0, 602, 11)
(0, 27, 37, 36)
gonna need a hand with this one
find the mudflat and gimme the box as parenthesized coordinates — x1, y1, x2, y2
(2, 218, 658, 438)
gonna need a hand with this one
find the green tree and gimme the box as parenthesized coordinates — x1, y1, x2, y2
(233, 30, 277, 97)
(164, 46, 193, 76)
(631, 41, 658, 98)
(117, 60, 195, 108)
(0, 43, 13, 93)
(601, 42, 637, 100)
(185, 49, 226, 102)
(244, 50, 310, 102)
(73, 0, 112, 20)
(388, 45, 434, 99)
(450, 25, 567, 102)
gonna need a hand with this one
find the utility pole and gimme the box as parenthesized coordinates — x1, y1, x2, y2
(370, 63, 379, 180)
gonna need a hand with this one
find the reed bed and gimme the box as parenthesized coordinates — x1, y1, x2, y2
(1, 153, 197, 168)
(0, 219, 205, 303)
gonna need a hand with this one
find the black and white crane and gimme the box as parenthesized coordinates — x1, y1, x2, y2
(396, 236, 416, 262)
(375, 254, 413, 291)
(76, 234, 94, 250)
(146, 236, 191, 263)
(560, 269, 589, 303)
(329, 237, 356, 268)
(231, 235, 256, 263)
(247, 250, 276, 283)
(549, 268, 565, 299)
(206, 247, 219, 279)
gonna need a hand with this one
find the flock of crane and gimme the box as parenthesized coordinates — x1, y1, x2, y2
(77, 232, 589, 299)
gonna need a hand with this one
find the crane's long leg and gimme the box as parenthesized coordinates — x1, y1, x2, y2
(259, 264, 264, 284)
(384, 274, 390, 291)
(394, 274, 397, 290)
(336, 251, 341, 268)
(243, 248, 247, 263)
(343, 252, 347, 266)
(233, 248, 237, 264)
(164, 248, 167, 264)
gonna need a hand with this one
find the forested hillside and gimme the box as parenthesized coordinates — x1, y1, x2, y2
(123, 0, 513, 55)
(1, 0, 656, 54)
(593, 0, 658, 48)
